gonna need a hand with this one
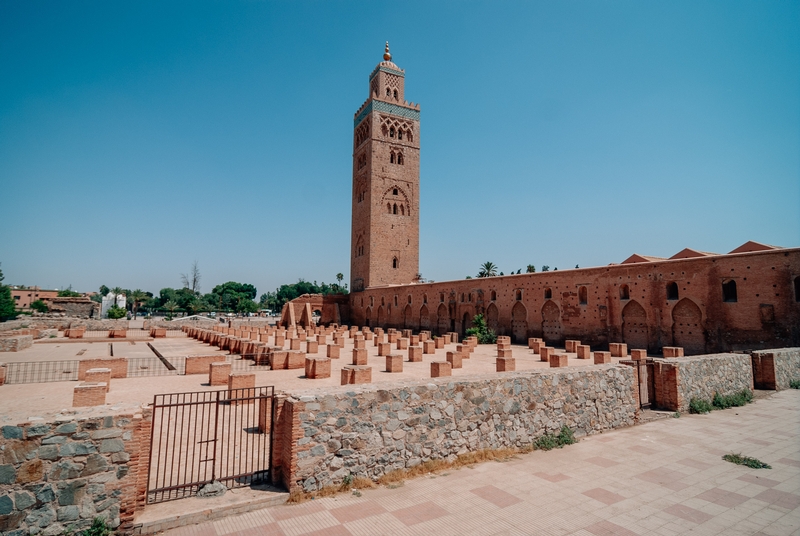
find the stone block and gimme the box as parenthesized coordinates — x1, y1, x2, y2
(378, 342, 392, 356)
(354, 338, 366, 350)
(498, 347, 513, 358)
(419, 331, 430, 342)
(408, 346, 423, 362)
(78, 357, 128, 380)
(327, 345, 340, 359)
(410, 335, 420, 345)
(630, 349, 647, 361)
(594, 351, 612, 364)
(305, 357, 331, 379)
(402, 329, 412, 339)
(363, 331, 373, 341)
(274, 335, 285, 347)
(431, 361, 451, 377)
(565, 340, 580, 353)
(387, 333, 399, 343)
(446, 351, 463, 369)
(286, 350, 305, 369)
(306, 340, 319, 354)
(497, 357, 515, 372)
(423, 340, 436, 354)
(549, 353, 568, 368)
(497, 336, 511, 345)
(109, 329, 127, 339)
(434, 337, 445, 349)
(386, 354, 403, 373)
(528, 337, 543, 349)
(185, 355, 225, 375)
(397, 337, 409, 350)
(577, 345, 591, 359)
(352, 348, 368, 365)
(530, 341, 544, 355)
(609, 343, 628, 358)
(270, 350, 288, 369)
(209, 362, 232, 386)
(84, 368, 111, 392)
(228, 373, 256, 405)
(341, 365, 371, 385)
(289, 338, 301, 351)
(663, 347, 684, 358)
(73, 383, 106, 407)
(540, 346, 554, 362)
(317, 334, 327, 345)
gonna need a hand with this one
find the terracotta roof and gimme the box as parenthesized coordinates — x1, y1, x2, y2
(669, 248, 718, 260)
(621, 254, 668, 264)
(728, 241, 780, 254)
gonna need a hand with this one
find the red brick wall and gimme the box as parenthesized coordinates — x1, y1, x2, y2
(78, 357, 128, 380)
(184, 355, 225, 375)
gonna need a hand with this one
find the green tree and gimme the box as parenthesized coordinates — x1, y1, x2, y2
(0, 264, 16, 321)
(163, 300, 179, 319)
(541, 265, 550, 272)
(57, 286, 82, 297)
(30, 300, 49, 313)
(465, 314, 497, 344)
(477, 262, 498, 278)
(99, 285, 110, 296)
(526, 265, 536, 273)
(110, 287, 125, 306)
(129, 289, 147, 318)
(107, 304, 126, 319)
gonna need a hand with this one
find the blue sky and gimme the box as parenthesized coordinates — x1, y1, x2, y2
(1, 1, 798, 296)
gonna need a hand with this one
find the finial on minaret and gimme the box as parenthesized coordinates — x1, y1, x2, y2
(383, 41, 392, 61)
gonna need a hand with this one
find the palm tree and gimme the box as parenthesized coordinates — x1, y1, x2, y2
(526, 265, 536, 273)
(111, 286, 125, 306)
(478, 262, 498, 278)
(163, 300, 179, 319)
(129, 289, 147, 318)
(336, 273, 344, 291)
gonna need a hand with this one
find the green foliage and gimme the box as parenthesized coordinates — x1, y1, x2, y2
(533, 426, 577, 451)
(789, 380, 800, 389)
(541, 265, 550, 272)
(106, 304, 126, 319)
(271, 279, 347, 310)
(465, 314, 497, 344)
(63, 516, 112, 536)
(57, 286, 82, 297)
(30, 300, 49, 313)
(0, 264, 17, 321)
(526, 265, 536, 273)
(99, 285, 110, 296)
(712, 389, 753, 410)
(689, 398, 713, 414)
(477, 262, 497, 278)
(673, 412, 681, 418)
(722, 453, 771, 469)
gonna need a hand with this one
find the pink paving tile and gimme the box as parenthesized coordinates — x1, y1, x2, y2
(706, 447, 727, 456)
(737, 474, 781, 488)
(391, 501, 450, 526)
(270, 501, 326, 521)
(743, 438, 773, 446)
(676, 457, 713, 471)
(771, 430, 794, 438)
(695, 488, 750, 508)
(533, 472, 570, 483)
(586, 456, 619, 468)
(628, 445, 658, 455)
(585, 520, 641, 536)
(777, 457, 800, 468)
(470, 485, 523, 508)
(300, 525, 352, 536)
(595, 436, 616, 443)
(234, 524, 285, 536)
(753, 489, 800, 510)
(582, 487, 626, 505)
(664, 504, 713, 524)
(635, 468, 689, 491)
(329, 500, 388, 524)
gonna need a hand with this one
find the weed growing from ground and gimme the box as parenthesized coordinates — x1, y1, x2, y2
(723, 453, 771, 469)
(790, 380, 800, 389)
(689, 397, 713, 414)
(712, 389, 753, 409)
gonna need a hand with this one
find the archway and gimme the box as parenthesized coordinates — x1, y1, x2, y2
(403, 304, 413, 329)
(541, 300, 562, 344)
(671, 298, 705, 355)
(461, 311, 472, 337)
(365, 307, 372, 328)
(622, 300, 648, 350)
(377, 306, 385, 328)
(419, 305, 430, 331)
(486, 303, 499, 333)
(437, 303, 449, 336)
(511, 301, 528, 343)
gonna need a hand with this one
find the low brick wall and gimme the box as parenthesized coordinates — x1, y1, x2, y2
(652, 353, 754, 412)
(0, 409, 151, 535)
(271, 365, 638, 492)
(0, 335, 33, 352)
(185, 355, 226, 375)
(751, 348, 800, 390)
(78, 358, 128, 380)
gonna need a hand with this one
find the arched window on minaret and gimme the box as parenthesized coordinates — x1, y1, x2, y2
(386, 87, 391, 97)
(393, 203, 397, 215)
(389, 127, 395, 138)
(397, 153, 404, 165)
(393, 89, 398, 100)
(398, 130, 403, 140)
(400, 205, 405, 215)
(390, 152, 395, 164)
(392, 257, 398, 269)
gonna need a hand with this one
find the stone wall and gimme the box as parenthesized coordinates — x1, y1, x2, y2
(652, 354, 754, 412)
(0, 409, 150, 535)
(272, 365, 638, 493)
(751, 348, 800, 390)
(0, 336, 33, 353)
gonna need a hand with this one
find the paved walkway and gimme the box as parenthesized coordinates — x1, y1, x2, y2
(159, 390, 800, 536)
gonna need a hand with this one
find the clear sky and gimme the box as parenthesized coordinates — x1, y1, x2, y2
(1, 1, 798, 297)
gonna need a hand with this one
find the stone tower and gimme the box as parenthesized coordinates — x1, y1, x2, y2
(350, 43, 421, 292)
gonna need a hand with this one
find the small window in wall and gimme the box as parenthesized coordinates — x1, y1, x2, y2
(397, 153, 404, 165)
(390, 152, 395, 164)
(370, 297, 374, 307)
(579, 286, 587, 305)
(666, 282, 679, 301)
(722, 280, 737, 302)
(460, 293, 465, 303)
(393, 89, 398, 99)
(423, 293, 428, 304)
(398, 130, 403, 140)
(394, 295, 398, 306)
(544, 288, 552, 299)
(440, 293, 444, 303)
(408, 295, 412, 304)
(469, 293, 472, 302)
(393, 203, 397, 214)
(620, 284, 630, 300)
(515, 290, 522, 301)
(795, 276, 800, 302)
(392, 257, 398, 269)
(400, 205, 405, 215)
(490, 290, 496, 301)
(389, 127, 395, 137)
(386, 88, 391, 97)
(393, 188, 398, 195)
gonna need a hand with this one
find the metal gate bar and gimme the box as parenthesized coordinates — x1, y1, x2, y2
(146, 385, 274, 504)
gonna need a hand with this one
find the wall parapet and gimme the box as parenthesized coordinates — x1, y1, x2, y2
(274, 365, 638, 493)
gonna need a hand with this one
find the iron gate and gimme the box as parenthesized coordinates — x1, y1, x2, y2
(147, 386, 275, 504)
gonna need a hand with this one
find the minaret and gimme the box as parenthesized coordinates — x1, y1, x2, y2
(350, 43, 421, 292)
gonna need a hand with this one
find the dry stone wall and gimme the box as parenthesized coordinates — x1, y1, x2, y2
(0, 336, 33, 353)
(0, 409, 150, 535)
(279, 365, 637, 493)
(751, 348, 800, 390)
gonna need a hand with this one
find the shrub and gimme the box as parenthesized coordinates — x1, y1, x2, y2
(722, 453, 771, 469)
(712, 389, 753, 410)
(465, 313, 497, 344)
(30, 300, 49, 313)
(106, 305, 126, 319)
(534, 425, 577, 451)
(790, 380, 800, 389)
(689, 397, 713, 414)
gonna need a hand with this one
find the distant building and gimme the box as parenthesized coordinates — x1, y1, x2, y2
(9, 287, 59, 311)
